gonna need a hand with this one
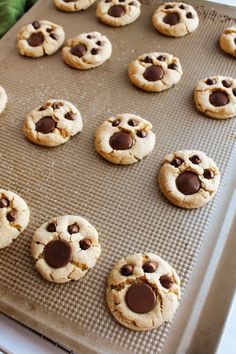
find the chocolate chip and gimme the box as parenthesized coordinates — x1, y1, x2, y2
(87, 35, 92, 39)
(27, 32, 44, 47)
(165, 4, 173, 9)
(6, 209, 18, 222)
(128, 119, 138, 126)
(67, 223, 79, 234)
(206, 78, 215, 85)
(120, 264, 134, 276)
(112, 119, 120, 127)
(65, 112, 76, 120)
(110, 132, 133, 150)
(160, 275, 173, 289)
(70, 44, 87, 57)
(143, 56, 153, 64)
(157, 55, 165, 61)
(119, 0, 125, 2)
(0, 198, 9, 208)
(125, 283, 156, 314)
(50, 33, 58, 40)
(176, 171, 201, 195)
(222, 80, 231, 88)
(52, 102, 63, 109)
(105, 0, 112, 2)
(108, 5, 125, 18)
(137, 130, 147, 138)
(209, 91, 229, 107)
(171, 158, 183, 167)
(38, 106, 47, 111)
(179, 4, 185, 9)
(143, 261, 158, 273)
(190, 155, 201, 164)
(35, 117, 56, 134)
(80, 238, 92, 250)
(46, 28, 53, 33)
(32, 21, 40, 29)
(234, 38, 236, 45)
(168, 63, 178, 70)
(46, 223, 56, 232)
(64, 0, 77, 2)
(233, 88, 236, 97)
(163, 12, 180, 26)
(91, 48, 99, 55)
(129, 1, 136, 5)
(44, 239, 72, 268)
(203, 169, 214, 179)
(186, 12, 193, 18)
(143, 65, 164, 82)
(96, 41, 102, 46)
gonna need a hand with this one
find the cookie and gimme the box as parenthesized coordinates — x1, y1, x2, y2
(220, 25, 236, 58)
(96, 0, 141, 27)
(158, 150, 220, 209)
(23, 99, 83, 147)
(128, 52, 183, 92)
(152, 2, 199, 38)
(95, 113, 156, 165)
(106, 252, 181, 331)
(53, 0, 96, 12)
(17, 20, 65, 58)
(194, 76, 236, 119)
(31, 215, 101, 283)
(0, 86, 7, 115)
(0, 190, 30, 249)
(62, 32, 112, 70)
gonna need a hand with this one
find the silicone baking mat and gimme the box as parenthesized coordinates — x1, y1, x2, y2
(0, 1, 236, 353)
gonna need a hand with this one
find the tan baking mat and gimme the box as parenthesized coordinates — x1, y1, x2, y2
(0, 1, 236, 353)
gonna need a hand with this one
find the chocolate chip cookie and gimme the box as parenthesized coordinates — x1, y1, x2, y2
(95, 113, 156, 165)
(31, 215, 101, 283)
(17, 20, 65, 58)
(220, 25, 236, 57)
(0, 85, 7, 115)
(53, 0, 96, 12)
(106, 253, 181, 331)
(158, 150, 220, 209)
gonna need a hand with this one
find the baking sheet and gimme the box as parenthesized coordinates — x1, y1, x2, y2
(0, 0, 236, 353)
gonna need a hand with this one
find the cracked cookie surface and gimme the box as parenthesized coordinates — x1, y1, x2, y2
(220, 25, 236, 58)
(31, 215, 101, 283)
(53, 0, 96, 12)
(152, 2, 199, 38)
(62, 31, 112, 70)
(158, 150, 220, 209)
(128, 52, 182, 92)
(106, 253, 181, 331)
(23, 99, 83, 147)
(17, 20, 65, 58)
(0, 189, 30, 249)
(194, 76, 236, 119)
(0, 86, 7, 115)
(95, 113, 156, 165)
(96, 0, 141, 27)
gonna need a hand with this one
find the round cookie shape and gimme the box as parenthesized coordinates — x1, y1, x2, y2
(23, 99, 83, 147)
(95, 113, 156, 165)
(62, 32, 112, 70)
(158, 150, 220, 209)
(0, 189, 30, 249)
(31, 215, 101, 283)
(96, 0, 141, 27)
(0, 86, 7, 115)
(128, 52, 183, 92)
(17, 20, 65, 58)
(53, 0, 96, 12)
(152, 2, 199, 38)
(220, 25, 236, 57)
(106, 252, 181, 331)
(194, 76, 236, 119)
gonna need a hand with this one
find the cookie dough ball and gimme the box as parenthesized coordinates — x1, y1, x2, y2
(194, 76, 236, 119)
(23, 99, 83, 147)
(31, 215, 101, 283)
(152, 2, 199, 38)
(95, 113, 156, 165)
(96, 0, 141, 27)
(53, 0, 96, 12)
(128, 52, 182, 92)
(0, 190, 30, 249)
(17, 20, 65, 58)
(106, 253, 181, 331)
(220, 25, 236, 57)
(62, 31, 112, 70)
(0, 86, 7, 115)
(158, 150, 220, 209)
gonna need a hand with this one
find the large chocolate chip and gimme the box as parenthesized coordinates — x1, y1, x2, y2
(209, 91, 229, 107)
(163, 12, 180, 26)
(110, 132, 133, 150)
(222, 80, 231, 88)
(120, 264, 134, 276)
(176, 171, 201, 195)
(143, 261, 158, 273)
(70, 44, 87, 57)
(128, 119, 138, 126)
(35, 117, 56, 134)
(171, 158, 183, 167)
(44, 239, 72, 268)
(32, 21, 40, 29)
(27, 32, 44, 47)
(47, 223, 56, 232)
(203, 169, 214, 179)
(143, 56, 153, 64)
(137, 130, 147, 138)
(6, 209, 18, 222)
(160, 275, 173, 289)
(186, 12, 193, 18)
(0, 198, 9, 208)
(80, 238, 92, 250)
(125, 283, 156, 314)
(190, 155, 201, 164)
(206, 78, 215, 85)
(108, 5, 125, 17)
(67, 223, 79, 234)
(112, 119, 120, 127)
(65, 112, 76, 120)
(168, 63, 178, 70)
(143, 65, 164, 82)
